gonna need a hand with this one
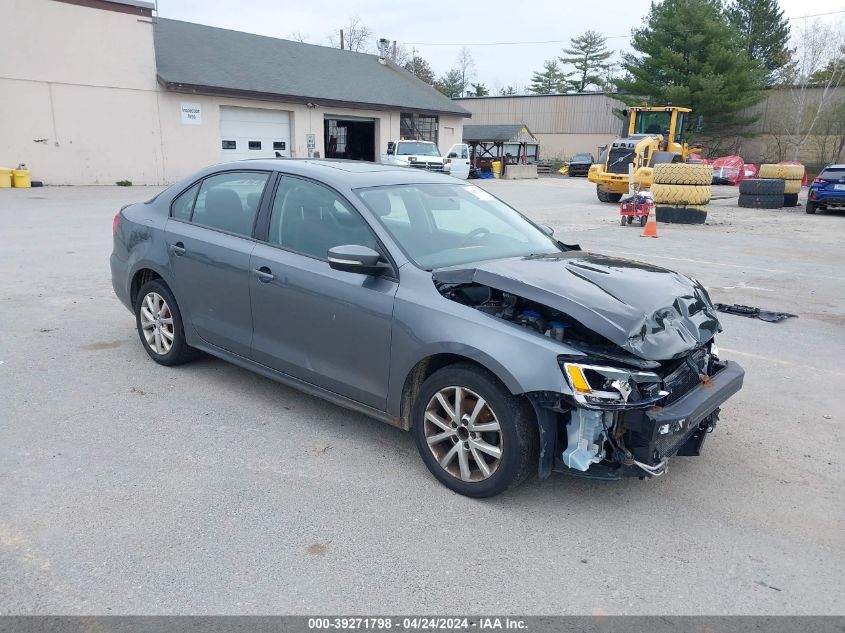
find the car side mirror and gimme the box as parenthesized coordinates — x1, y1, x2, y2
(327, 245, 390, 276)
(448, 152, 457, 158)
(539, 224, 555, 236)
(386, 142, 395, 156)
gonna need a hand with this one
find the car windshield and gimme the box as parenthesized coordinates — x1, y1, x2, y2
(356, 183, 562, 270)
(396, 142, 440, 156)
(572, 154, 592, 161)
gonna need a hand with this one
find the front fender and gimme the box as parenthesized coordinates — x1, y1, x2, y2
(386, 281, 580, 418)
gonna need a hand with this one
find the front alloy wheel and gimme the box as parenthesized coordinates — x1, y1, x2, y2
(424, 386, 503, 482)
(412, 364, 539, 497)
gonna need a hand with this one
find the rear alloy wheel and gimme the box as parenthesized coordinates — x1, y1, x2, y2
(139, 291, 174, 356)
(135, 280, 196, 366)
(412, 364, 538, 497)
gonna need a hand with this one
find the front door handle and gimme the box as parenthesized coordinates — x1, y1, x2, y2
(253, 266, 275, 282)
(169, 242, 186, 256)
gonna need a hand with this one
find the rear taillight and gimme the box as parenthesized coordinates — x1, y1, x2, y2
(813, 178, 824, 185)
(113, 213, 120, 234)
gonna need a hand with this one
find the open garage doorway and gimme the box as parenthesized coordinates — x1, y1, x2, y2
(324, 116, 375, 161)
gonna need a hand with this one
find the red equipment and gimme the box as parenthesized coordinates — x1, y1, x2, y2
(619, 192, 653, 227)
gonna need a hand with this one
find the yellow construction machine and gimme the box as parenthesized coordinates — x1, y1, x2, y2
(588, 106, 701, 202)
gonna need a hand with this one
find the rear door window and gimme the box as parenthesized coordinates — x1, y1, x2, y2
(191, 172, 270, 237)
(171, 183, 200, 221)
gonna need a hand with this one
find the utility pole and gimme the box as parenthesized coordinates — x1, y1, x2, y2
(412, 46, 417, 76)
(340, 29, 344, 50)
(392, 40, 396, 61)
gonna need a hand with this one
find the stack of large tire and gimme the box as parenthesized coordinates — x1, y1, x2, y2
(738, 178, 785, 208)
(651, 163, 712, 224)
(758, 163, 805, 207)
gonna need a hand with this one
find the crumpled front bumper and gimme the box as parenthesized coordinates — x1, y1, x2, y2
(533, 360, 745, 480)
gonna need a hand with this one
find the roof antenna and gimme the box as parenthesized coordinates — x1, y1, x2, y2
(377, 38, 390, 63)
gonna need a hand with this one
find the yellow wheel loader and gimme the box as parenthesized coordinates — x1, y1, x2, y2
(588, 106, 701, 202)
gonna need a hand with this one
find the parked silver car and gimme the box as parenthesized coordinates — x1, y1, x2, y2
(111, 159, 744, 497)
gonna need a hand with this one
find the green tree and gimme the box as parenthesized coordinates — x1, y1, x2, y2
(726, 0, 791, 85)
(615, 0, 766, 138)
(498, 85, 517, 96)
(403, 55, 436, 86)
(810, 44, 845, 86)
(469, 82, 489, 96)
(436, 69, 465, 98)
(560, 30, 614, 91)
(528, 60, 569, 94)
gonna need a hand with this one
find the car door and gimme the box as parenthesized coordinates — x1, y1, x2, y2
(446, 143, 471, 179)
(249, 175, 398, 410)
(165, 170, 271, 357)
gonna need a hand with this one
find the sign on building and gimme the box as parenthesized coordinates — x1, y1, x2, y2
(180, 102, 202, 125)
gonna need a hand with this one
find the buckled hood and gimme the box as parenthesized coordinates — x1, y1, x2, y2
(432, 252, 721, 361)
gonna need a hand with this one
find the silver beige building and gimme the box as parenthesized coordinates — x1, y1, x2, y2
(0, 0, 469, 185)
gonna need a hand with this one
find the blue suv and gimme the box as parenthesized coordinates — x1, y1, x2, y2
(807, 164, 845, 214)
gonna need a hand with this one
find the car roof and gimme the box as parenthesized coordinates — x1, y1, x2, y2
(211, 158, 460, 189)
(823, 164, 845, 169)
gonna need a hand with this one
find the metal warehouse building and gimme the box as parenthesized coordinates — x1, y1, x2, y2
(0, 0, 469, 185)
(455, 94, 624, 161)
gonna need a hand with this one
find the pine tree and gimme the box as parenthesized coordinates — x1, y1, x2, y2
(528, 60, 569, 94)
(403, 55, 436, 86)
(726, 0, 791, 85)
(615, 0, 766, 137)
(470, 83, 489, 96)
(560, 31, 613, 91)
(436, 69, 465, 98)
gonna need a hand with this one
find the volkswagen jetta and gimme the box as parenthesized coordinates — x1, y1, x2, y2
(111, 159, 744, 497)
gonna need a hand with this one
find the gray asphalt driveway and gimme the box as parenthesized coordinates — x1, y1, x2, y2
(1, 179, 842, 614)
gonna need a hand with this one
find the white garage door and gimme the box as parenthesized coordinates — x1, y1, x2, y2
(220, 106, 291, 161)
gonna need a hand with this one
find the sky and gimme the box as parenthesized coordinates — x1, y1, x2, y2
(153, 0, 845, 91)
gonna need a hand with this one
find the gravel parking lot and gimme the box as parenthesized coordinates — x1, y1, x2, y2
(1, 176, 843, 615)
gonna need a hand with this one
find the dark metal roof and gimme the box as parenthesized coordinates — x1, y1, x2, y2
(153, 19, 470, 117)
(462, 124, 538, 143)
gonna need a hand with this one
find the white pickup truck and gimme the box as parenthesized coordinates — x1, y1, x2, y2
(381, 140, 471, 179)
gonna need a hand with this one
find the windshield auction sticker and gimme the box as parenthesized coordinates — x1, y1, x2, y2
(462, 185, 494, 201)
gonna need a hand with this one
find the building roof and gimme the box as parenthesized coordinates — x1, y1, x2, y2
(153, 19, 470, 117)
(462, 124, 538, 143)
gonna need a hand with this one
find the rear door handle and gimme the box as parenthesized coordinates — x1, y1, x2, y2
(253, 266, 275, 282)
(169, 242, 186, 256)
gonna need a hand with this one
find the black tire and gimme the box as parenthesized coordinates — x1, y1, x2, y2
(639, 214, 647, 226)
(738, 178, 786, 195)
(806, 200, 817, 214)
(738, 193, 784, 209)
(783, 193, 799, 207)
(134, 279, 196, 366)
(655, 205, 708, 224)
(411, 364, 539, 498)
(596, 185, 623, 203)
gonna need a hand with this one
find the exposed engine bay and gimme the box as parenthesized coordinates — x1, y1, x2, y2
(435, 274, 744, 480)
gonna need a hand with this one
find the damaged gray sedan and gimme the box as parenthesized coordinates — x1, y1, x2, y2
(111, 160, 744, 497)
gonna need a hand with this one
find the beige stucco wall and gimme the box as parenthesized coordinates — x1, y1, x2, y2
(0, 0, 162, 184)
(0, 0, 466, 185)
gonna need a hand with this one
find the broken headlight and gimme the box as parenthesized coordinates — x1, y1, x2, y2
(561, 361, 668, 409)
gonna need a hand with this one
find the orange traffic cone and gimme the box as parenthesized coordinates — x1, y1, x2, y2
(641, 206, 659, 238)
